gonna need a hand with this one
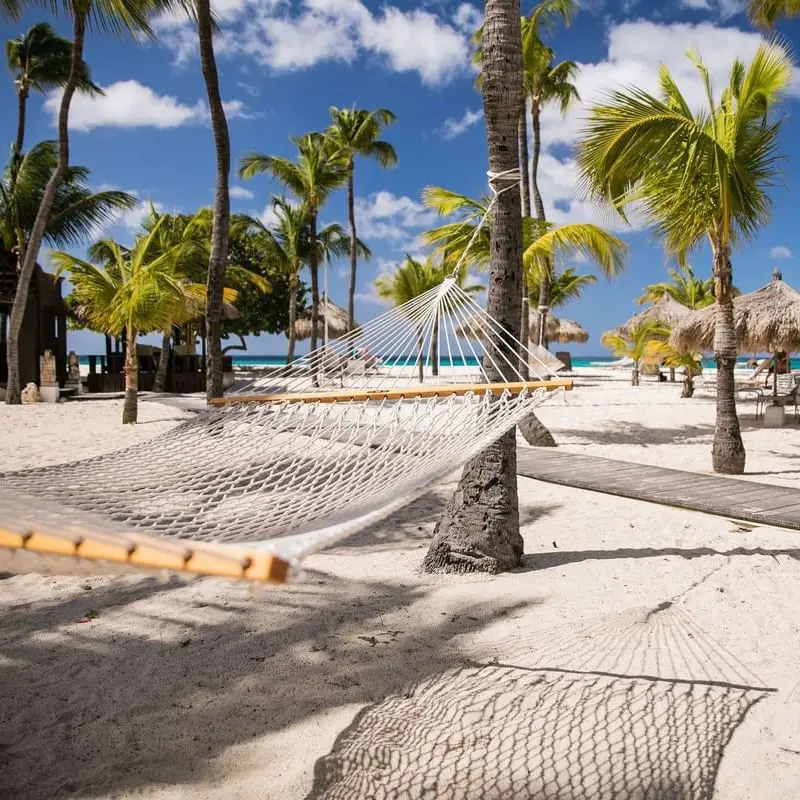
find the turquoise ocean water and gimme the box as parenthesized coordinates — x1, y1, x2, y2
(79, 354, 798, 369)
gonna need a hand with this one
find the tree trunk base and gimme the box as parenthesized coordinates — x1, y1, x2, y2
(712, 423, 746, 474)
(422, 430, 522, 575)
(517, 412, 556, 447)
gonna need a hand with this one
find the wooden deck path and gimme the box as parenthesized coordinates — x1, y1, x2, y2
(517, 449, 800, 531)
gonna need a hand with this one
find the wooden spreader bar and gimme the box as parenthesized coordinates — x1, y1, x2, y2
(210, 379, 573, 407)
(0, 525, 290, 584)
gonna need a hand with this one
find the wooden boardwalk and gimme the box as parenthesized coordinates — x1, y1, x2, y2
(517, 449, 800, 531)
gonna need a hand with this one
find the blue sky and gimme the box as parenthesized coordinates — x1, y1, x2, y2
(4, 0, 800, 357)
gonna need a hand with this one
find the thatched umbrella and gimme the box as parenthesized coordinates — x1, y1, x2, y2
(529, 311, 589, 345)
(612, 293, 693, 338)
(671, 268, 800, 396)
(295, 299, 351, 341)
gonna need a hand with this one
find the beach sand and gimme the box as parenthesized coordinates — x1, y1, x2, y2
(1, 374, 799, 798)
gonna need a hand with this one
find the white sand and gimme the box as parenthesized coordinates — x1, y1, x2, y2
(1, 377, 799, 798)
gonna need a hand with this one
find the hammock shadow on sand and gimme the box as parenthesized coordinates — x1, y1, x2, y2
(307, 603, 774, 800)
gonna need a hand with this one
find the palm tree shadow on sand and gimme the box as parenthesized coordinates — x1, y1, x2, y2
(306, 603, 773, 799)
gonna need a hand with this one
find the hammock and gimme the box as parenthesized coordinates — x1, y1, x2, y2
(0, 173, 570, 584)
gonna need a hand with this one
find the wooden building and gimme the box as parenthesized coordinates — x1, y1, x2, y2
(0, 251, 67, 388)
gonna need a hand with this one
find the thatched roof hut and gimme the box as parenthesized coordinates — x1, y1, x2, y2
(671, 270, 800, 353)
(295, 299, 351, 341)
(530, 311, 589, 345)
(612, 294, 693, 339)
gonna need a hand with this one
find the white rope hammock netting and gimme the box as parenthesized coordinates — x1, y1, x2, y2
(0, 174, 569, 583)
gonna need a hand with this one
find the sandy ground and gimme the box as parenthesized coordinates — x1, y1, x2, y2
(1, 375, 800, 799)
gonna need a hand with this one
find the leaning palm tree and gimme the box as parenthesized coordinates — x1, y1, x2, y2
(527, 267, 596, 346)
(327, 106, 397, 330)
(239, 133, 348, 355)
(6, 22, 99, 156)
(2, 0, 171, 404)
(423, 0, 525, 576)
(374, 255, 481, 382)
(577, 44, 792, 474)
(601, 320, 670, 387)
(52, 218, 205, 423)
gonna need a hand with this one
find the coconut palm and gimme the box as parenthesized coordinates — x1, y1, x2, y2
(373, 255, 481, 383)
(528, 267, 596, 310)
(6, 22, 99, 156)
(327, 106, 397, 331)
(239, 133, 348, 357)
(636, 264, 716, 309)
(423, 187, 626, 288)
(601, 320, 670, 387)
(577, 44, 792, 474)
(2, 0, 172, 404)
(52, 217, 205, 423)
(0, 141, 135, 262)
(236, 198, 370, 363)
(423, 0, 525, 576)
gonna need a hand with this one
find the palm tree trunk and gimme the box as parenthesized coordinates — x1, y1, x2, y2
(198, 0, 231, 402)
(122, 327, 139, 424)
(432, 316, 439, 377)
(309, 206, 320, 356)
(530, 102, 545, 221)
(153, 331, 170, 393)
(711, 241, 745, 474)
(423, 0, 524, 575)
(286, 268, 299, 364)
(346, 158, 358, 332)
(5, 12, 86, 405)
(417, 327, 424, 383)
(518, 105, 531, 374)
(632, 362, 639, 386)
(15, 88, 28, 156)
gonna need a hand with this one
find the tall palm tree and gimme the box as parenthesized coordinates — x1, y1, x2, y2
(1, 0, 170, 404)
(236, 198, 369, 363)
(327, 106, 397, 331)
(6, 22, 99, 156)
(239, 133, 348, 355)
(601, 320, 670, 387)
(636, 264, 717, 309)
(52, 217, 204, 423)
(423, 0, 525, 576)
(528, 267, 596, 311)
(373, 256, 481, 383)
(0, 141, 135, 262)
(195, 0, 230, 401)
(577, 44, 792, 474)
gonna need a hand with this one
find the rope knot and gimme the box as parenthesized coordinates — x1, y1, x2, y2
(487, 168, 521, 193)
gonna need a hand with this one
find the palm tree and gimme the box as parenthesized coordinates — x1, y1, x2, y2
(236, 198, 369, 363)
(601, 320, 670, 386)
(6, 22, 99, 156)
(577, 44, 792, 474)
(239, 133, 348, 356)
(327, 106, 397, 331)
(373, 256, 481, 383)
(637, 264, 715, 309)
(423, 0, 525, 576)
(52, 218, 204, 423)
(747, 0, 800, 24)
(0, 141, 135, 263)
(527, 267, 596, 345)
(2, 0, 169, 404)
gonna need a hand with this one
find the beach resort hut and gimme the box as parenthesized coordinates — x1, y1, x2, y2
(612, 293, 693, 338)
(530, 312, 589, 346)
(295, 300, 351, 343)
(671, 269, 800, 415)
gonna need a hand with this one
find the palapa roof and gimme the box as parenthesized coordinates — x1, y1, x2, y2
(670, 271, 800, 353)
(613, 294, 693, 338)
(530, 311, 589, 344)
(294, 299, 352, 340)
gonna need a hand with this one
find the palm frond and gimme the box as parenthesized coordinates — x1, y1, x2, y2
(524, 222, 627, 278)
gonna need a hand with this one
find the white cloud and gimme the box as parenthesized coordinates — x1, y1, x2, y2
(44, 80, 253, 131)
(679, 0, 712, 9)
(452, 3, 481, 33)
(525, 20, 799, 229)
(771, 246, 792, 259)
(118, 200, 166, 232)
(156, 0, 473, 86)
(230, 185, 255, 200)
(439, 108, 483, 140)
(355, 192, 438, 244)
